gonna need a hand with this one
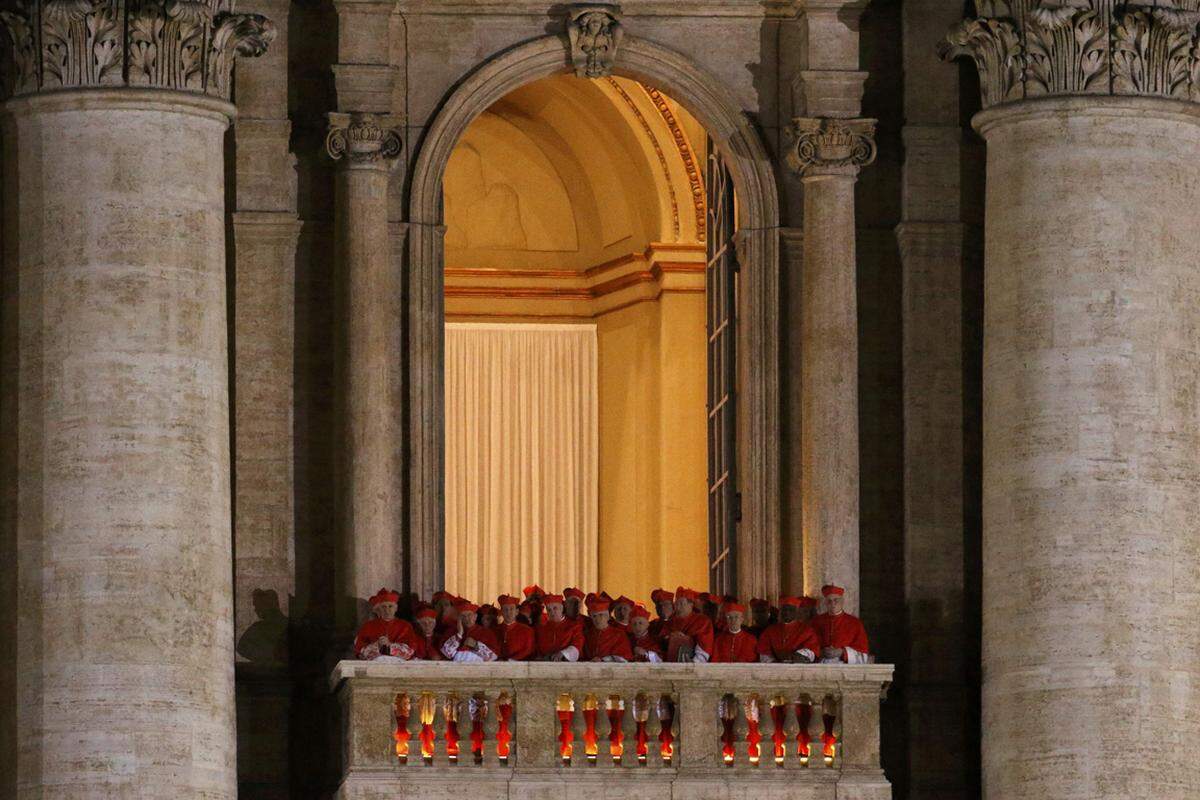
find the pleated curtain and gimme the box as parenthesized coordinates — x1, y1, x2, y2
(444, 323, 599, 602)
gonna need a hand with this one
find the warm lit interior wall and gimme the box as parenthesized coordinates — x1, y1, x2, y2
(442, 74, 710, 603)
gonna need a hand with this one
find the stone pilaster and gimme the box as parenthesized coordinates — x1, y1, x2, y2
(786, 115, 875, 615)
(326, 113, 407, 628)
(0, 2, 274, 794)
(788, 0, 872, 614)
(944, 4, 1200, 797)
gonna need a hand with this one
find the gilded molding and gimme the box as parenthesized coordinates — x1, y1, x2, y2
(785, 117, 877, 178)
(325, 112, 403, 166)
(643, 83, 706, 242)
(566, 3, 622, 79)
(941, 0, 1200, 107)
(0, 0, 275, 99)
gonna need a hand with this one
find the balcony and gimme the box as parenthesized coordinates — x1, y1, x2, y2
(331, 660, 893, 799)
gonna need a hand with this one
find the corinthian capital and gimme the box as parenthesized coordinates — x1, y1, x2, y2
(941, 0, 1200, 108)
(0, 0, 275, 100)
(325, 112, 403, 168)
(785, 117, 877, 178)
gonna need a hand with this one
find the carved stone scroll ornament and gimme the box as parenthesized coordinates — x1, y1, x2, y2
(785, 117, 877, 178)
(0, 0, 275, 99)
(567, 4, 623, 79)
(940, 0, 1200, 108)
(325, 113, 403, 167)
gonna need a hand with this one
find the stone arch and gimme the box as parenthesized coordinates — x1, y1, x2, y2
(405, 32, 781, 601)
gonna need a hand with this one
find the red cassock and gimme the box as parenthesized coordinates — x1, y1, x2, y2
(412, 632, 445, 660)
(584, 625, 634, 661)
(666, 612, 715, 660)
(630, 633, 663, 662)
(648, 617, 671, 642)
(756, 621, 821, 662)
(498, 621, 536, 661)
(811, 612, 870, 661)
(711, 629, 759, 663)
(450, 624, 501, 658)
(354, 618, 421, 658)
(536, 617, 585, 659)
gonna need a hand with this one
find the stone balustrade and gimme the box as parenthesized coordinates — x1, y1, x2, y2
(331, 660, 892, 799)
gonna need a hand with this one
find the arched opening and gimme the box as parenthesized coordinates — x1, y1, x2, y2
(440, 74, 715, 604)
(406, 35, 781, 603)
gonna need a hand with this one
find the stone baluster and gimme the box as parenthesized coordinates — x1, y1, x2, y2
(943, 4, 1200, 797)
(0, 2, 274, 795)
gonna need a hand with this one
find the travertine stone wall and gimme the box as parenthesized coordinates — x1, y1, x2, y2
(1, 90, 237, 798)
(978, 97, 1200, 799)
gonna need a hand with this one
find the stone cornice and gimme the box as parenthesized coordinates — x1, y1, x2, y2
(0, 0, 275, 100)
(941, 0, 1200, 108)
(785, 116, 877, 178)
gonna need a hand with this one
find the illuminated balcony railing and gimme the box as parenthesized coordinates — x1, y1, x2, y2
(332, 660, 892, 799)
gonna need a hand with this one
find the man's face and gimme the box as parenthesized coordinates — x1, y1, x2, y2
(564, 597, 581, 617)
(613, 603, 631, 624)
(590, 610, 610, 629)
(546, 602, 565, 621)
(798, 605, 814, 623)
(725, 611, 744, 632)
(434, 598, 451, 616)
(501, 603, 517, 624)
(656, 600, 674, 619)
(481, 609, 498, 627)
(780, 604, 798, 623)
(674, 597, 694, 617)
(417, 616, 436, 636)
(752, 606, 769, 626)
(375, 602, 397, 621)
(630, 617, 649, 637)
(826, 595, 844, 615)
(460, 610, 477, 628)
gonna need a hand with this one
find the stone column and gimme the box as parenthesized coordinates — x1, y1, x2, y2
(326, 114, 406, 623)
(0, 3, 274, 797)
(944, 6, 1200, 798)
(788, 0, 873, 614)
(787, 118, 876, 613)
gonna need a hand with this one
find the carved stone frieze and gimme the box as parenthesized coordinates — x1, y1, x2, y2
(325, 112, 403, 167)
(941, 0, 1200, 107)
(0, 0, 275, 100)
(566, 4, 622, 79)
(785, 117, 877, 178)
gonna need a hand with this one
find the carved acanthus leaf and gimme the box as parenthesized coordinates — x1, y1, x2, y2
(566, 4, 622, 79)
(784, 117, 877, 178)
(942, 0, 1200, 107)
(0, 0, 275, 99)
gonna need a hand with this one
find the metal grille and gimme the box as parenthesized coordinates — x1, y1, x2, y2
(705, 139, 738, 597)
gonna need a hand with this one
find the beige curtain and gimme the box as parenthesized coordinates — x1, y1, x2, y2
(444, 323, 598, 603)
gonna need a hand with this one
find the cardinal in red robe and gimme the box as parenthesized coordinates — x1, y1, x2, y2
(535, 594, 584, 661)
(610, 595, 635, 632)
(354, 588, 421, 661)
(627, 605, 663, 662)
(756, 596, 821, 663)
(563, 587, 586, 627)
(583, 598, 633, 661)
(497, 594, 535, 661)
(745, 598, 773, 637)
(648, 588, 674, 641)
(411, 607, 444, 660)
(711, 603, 758, 663)
(440, 602, 500, 662)
(811, 585, 870, 664)
(666, 587, 714, 662)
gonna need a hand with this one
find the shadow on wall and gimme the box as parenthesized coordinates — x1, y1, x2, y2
(238, 589, 290, 664)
